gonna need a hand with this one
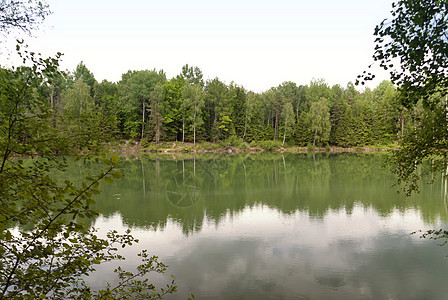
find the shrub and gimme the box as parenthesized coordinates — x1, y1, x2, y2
(258, 140, 282, 151)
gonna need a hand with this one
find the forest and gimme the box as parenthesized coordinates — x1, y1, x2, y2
(25, 61, 427, 150)
(3, 0, 448, 297)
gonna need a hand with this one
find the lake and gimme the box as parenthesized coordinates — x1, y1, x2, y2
(82, 152, 448, 299)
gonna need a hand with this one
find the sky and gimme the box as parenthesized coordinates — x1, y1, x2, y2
(5, 0, 394, 92)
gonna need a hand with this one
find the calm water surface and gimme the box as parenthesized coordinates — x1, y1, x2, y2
(81, 153, 448, 299)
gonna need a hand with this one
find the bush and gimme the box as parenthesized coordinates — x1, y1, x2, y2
(224, 136, 247, 149)
(140, 137, 152, 148)
(196, 142, 222, 150)
(257, 140, 282, 151)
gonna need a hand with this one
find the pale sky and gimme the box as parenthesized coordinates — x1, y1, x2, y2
(6, 0, 394, 92)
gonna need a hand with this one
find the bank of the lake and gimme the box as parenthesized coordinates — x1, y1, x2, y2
(110, 140, 395, 155)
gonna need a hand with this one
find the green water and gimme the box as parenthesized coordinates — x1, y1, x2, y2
(80, 152, 448, 299)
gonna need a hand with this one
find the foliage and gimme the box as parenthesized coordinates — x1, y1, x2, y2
(223, 135, 247, 149)
(0, 47, 177, 299)
(255, 140, 282, 151)
(63, 79, 95, 118)
(229, 85, 247, 139)
(359, 0, 448, 107)
(33, 60, 410, 151)
(149, 82, 164, 144)
(414, 228, 448, 247)
(1, 4, 421, 155)
(0, 5, 420, 155)
(388, 93, 448, 195)
(118, 69, 166, 139)
(183, 83, 205, 146)
(360, 0, 448, 194)
(218, 115, 233, 140)
(74, 61, 97, 96)
(195, 141, 222, 151)
(309, 98, 331, 147)
(162, 75, 184, 141)
(0, 0, 50, 36)
(181, 64, 203, 87)
(204, 78, 229, 142)
(281, 101, 295, 146)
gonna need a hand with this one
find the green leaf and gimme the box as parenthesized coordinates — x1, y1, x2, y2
(5, 230, 12, 241)
(104, 177, 114, 184)
(111, 171, 122, 179)
(111, 154, 119, 164)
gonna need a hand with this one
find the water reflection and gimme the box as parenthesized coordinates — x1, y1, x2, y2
(73, 153, 448, 299)
(90, 206, 448, 299)
(90, 152, 448, 231)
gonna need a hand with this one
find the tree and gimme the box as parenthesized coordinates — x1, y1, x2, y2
(229, 85, 247, 139)
(63, 79, 95, 118)
(244, 91, 262, 141)
(60, 78, 100, 147)
(359, 0, 448, 107)
(118, 69, 166, 139)
(74, 61, 97, 96)
(204, 78, 229, 142)
(360, 0, 448, 194)
(0, 0, 50, 36)
(271, 89, 284, 141)
(1, 15, 176, 300)
(161, 75, 185, 141)
(309, 98, 331, 147)
(343, 82, 371, 146)
(278, 81, 300, 140)
(149, 82, 164, 144)
(330, 93, 351, 147)
(181, 64, 204, 87)
(282, 101, 295, 146)
(258, 89, 275, 140)
(93, 80, 121, 139)
(371, 80, 400, 144)
(183, 83, 205, 146)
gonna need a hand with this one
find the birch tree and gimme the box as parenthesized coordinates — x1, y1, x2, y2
(183, 84, 205, 146)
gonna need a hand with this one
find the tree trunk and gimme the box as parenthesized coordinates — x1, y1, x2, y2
(242, 117, 247, 140)
(141, 101, 145, 140)
(274, 111, 278, 140)
(155, 103, 159, 145)
(446, 95, 448, 133)
(182, 120, 185, 143)
(193, 109, 196, 147)
(296, 103, 299, 126)
(207, 101, 211, 137)
(213, 110, 218, 142)
(282, 120, 287, 146)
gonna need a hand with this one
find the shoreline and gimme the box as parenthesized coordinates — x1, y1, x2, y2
(110, 141, 394, 154)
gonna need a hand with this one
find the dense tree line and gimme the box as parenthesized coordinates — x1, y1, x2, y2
(30, 61, 423, 148)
